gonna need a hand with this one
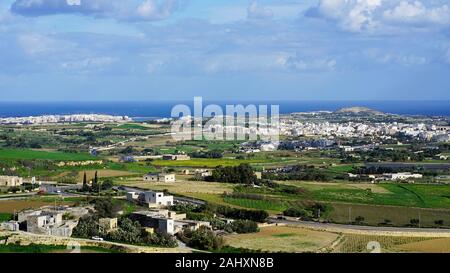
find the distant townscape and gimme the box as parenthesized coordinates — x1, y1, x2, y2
(0, 114, 132, 125)
(1, 106, 450, 254)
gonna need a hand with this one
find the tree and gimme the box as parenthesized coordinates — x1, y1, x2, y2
(72, 216, 100, 238)
(101, 179, 114, 191)
(92, 171, 99, 193)
(228, 220, 259, 234)
(180, 226, 224, 251)
(82, 172, 89, 192)
(92, 198, 120, 218)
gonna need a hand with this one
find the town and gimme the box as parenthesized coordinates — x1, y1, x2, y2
(1, 107, 450, 253)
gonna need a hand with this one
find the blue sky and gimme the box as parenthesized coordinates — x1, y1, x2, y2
(1, 0, 450, 101)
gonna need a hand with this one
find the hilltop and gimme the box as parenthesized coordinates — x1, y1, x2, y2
(335, 107, 384, 115)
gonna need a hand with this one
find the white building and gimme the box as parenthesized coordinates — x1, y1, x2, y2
(140, 191, 174, 207)
(126, 191, 140, 202)
(0, 176, 23, 187)
(143, 173, 176, 183)
(0, 221, 20, 231)
(130, 210, 175, 235)
(383, 173, 423, 181)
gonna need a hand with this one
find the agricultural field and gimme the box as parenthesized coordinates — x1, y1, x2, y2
(56, 169, 139, 181)
(0, 148, 96, 161)
(120, 179, 235, 195)
(0, 198, 81, 213)
(239, 181, 450, 209)
(329, 203, 450, 228)
(393, 238, 450, 253)
(334, 234, 437, 253)
(151, 158, 287, 168)
(225, 226, 339, 253)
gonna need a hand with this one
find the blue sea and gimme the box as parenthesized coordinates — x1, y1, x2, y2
(0, 101, 449, 119)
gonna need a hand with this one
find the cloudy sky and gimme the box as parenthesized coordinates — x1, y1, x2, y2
(1, 0, 450, 101)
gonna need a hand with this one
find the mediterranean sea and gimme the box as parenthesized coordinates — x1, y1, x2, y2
(0, 100, 449, 119)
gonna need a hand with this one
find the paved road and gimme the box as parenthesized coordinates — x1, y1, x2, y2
(268, 217, 450, 236)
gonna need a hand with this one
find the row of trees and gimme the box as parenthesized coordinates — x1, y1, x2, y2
(81, 171, 113, 193)
(206, 204, 269, 223)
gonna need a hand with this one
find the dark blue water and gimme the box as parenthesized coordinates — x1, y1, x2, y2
(0, 101, 449, 118)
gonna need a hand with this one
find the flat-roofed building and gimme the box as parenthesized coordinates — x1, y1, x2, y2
(0, 176, 23, 187)
(162, 154, 190, 161)
(140, 191, 174, 207)
(99, 218, 118, 232)
(130, 211, 175, 235)
(143, 173, 176, 183)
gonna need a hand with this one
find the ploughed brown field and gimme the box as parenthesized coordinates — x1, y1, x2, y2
(0, 200, 74, 213)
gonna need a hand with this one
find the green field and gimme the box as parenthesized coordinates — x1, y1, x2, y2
(0, 213, 13, 222)
(152, 158, 292, 168)
(238, 181, 450, 209)
(308, 183, 450, 209)
(223, 196, 289, 213)
(116, 123, 150, 130)
(0, 149, 96, 161)
(329, 203, 450, 228)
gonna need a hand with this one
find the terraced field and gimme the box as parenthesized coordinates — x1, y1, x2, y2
(225, 226, 339, 253)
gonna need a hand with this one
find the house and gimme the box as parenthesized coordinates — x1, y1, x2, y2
(194, 169, 213, 178)
(140, 191, 174, 207)
(162, 154, 191, 161)
(99, 218, 118, 232)
(143, 173, 176, 183)
(26, 212, 78, 237)
(181, 169, 190, 175)
(0, 221, 20, 231)
(174, 220, 211, 233)
(383, 173, 423, 181)
(254, 172, 262, 180)
(126, 191, 140, 202)
(17, 206, 89, 237)
(0, 175, 23, 187)
(130, 211, 175, 235)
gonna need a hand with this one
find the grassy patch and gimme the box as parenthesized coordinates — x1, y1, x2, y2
(151, 158, 290, 168)
(0, 213, 13, 222)
(225, 226, 338, 253)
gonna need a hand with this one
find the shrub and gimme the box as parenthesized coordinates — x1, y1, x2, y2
(228, 220, 259, 234)
(180, 226, 224, 251)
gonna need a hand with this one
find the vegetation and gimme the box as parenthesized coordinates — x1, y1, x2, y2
(179, 226, 225, 251)
(0, 148, 95, 161)
(206, 204, 269, 223)
(206, 164, 257, 184)
(0, 243, 123, 253)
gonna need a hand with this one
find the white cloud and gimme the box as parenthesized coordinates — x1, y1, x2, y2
(307, 0, 382, 32)
(383, 1, 450, 25)
(10, 0, 185, 21)
(307, 0, 450, 32)
(247, 0, 274, 20)
(134, 0, 179, 21)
